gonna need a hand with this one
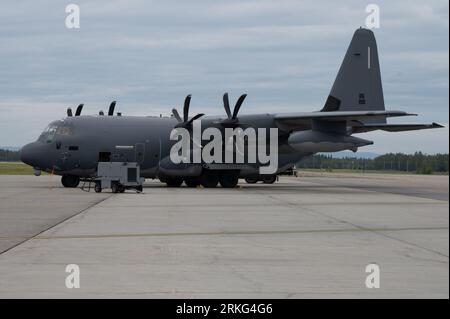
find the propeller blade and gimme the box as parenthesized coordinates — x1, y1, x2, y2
(185, 113, 205, 126)
(232, 94, 247, 119)
(75, 104, 84, 116)
(108, 101, 116, 116)
(183, 95, 191, 122)
(67, 108, 73, 117)
(172, 108, 182, 122)
(223, 93, 232, 119)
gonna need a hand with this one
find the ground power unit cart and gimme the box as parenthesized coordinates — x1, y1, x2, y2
(94, 162, 144, 193)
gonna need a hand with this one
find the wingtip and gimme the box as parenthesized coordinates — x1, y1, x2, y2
(432, 122, 445, 128)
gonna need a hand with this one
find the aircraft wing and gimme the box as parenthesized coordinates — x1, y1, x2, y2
(352, 122, 444, 133)
(274, 110, 415, 131)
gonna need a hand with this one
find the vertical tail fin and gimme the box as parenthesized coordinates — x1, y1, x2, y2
(322, 28, 385, 123)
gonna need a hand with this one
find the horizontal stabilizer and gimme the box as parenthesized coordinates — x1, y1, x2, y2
(275, 110, 415, 131)
(352, 122, 444, 133)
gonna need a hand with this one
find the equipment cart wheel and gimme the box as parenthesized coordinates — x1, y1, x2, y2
(94, 182, 102, 193)
(111, 182, 120, 193)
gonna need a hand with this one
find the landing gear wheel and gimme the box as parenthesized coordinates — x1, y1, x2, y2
(158, 176, 167, 183)
(200, 170, 219, 188)
(111, 182, 119, 193)
(262, 175, 277, 184)
(245, 177, 258, 184)
(184, 177, 200, 188)
(61, 175, 80, 188)
(219, 171, 239, 188)
(136, 185, 143, 193)
(94, 182, 102, 193)
(166, 177, 183, 187)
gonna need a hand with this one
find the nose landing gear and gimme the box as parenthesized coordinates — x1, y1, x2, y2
(61, 175, 80, 188)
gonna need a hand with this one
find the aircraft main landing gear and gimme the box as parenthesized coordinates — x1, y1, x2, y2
(199, 170, 219, 188)
(262, 175, 277, 184)
(165, 177, 183, 187)
(184, 177, 200, 187)
(244, 177, 258, 184)
(219, 171, 239, 188)
(244, 175, 277, 184)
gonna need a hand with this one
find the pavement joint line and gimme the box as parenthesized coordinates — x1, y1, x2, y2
(0, 193, 115, 256)
(287, 177, 449, 202)
(0, 226, 448, 243)
(262, 190, 450, 259)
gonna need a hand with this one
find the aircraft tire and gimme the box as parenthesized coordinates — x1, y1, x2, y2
(61, 175, 80, 188)
(245, 177, 258, 184)
(184, 177, 200, 188)
(200, 170, 219, 188)
(219, 171, 239, 188)
(262, 175, 277, 184)
(166, 177, 183, 187)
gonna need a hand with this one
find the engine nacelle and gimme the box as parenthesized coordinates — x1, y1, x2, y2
(288, 130, 373, 153)
(157, 156, 202, 177)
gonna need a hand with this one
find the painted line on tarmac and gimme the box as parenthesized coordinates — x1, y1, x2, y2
(0, 226, 447, 241)
(0, 194, 115, 256)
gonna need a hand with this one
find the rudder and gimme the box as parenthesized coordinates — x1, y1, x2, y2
(322, 28, 385, 122)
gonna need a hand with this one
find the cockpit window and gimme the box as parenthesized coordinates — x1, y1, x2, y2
(38, 123, 58, 143)
(38, 120, 73, 143)
(56, 124, 73, 136)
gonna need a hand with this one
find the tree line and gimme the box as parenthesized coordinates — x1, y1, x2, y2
(1, 148, 448, 174)
(298, 152, 449, 174)
(0, 149, 21, 162)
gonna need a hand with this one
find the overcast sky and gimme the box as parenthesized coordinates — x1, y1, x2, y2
(0, 0, 448, 153)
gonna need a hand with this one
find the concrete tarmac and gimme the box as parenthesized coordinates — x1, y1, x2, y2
(0, 174, 448, 298)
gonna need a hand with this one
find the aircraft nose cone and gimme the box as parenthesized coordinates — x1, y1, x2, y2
(20, 142, 38, 166)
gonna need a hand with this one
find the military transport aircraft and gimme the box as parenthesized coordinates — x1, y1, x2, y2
(20, 28, 443, 189)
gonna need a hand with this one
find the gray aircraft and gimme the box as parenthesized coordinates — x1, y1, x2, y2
(20, 28, 443, 190)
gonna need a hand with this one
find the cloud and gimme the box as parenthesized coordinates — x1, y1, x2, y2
(0, 0, 448, 153)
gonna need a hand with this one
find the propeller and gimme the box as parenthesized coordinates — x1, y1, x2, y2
(67, 108, 73, 117)
(108, 101, 116, 116)
(221, 93, 247, 125)
(172, 95, 204, 128)
(75, 104, 84, 116)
